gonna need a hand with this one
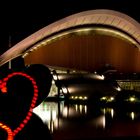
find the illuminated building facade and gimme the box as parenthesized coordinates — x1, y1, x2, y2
(0, 9, 140, 100)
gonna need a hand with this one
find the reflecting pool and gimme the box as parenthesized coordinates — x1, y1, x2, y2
(33, 101, 140, 140)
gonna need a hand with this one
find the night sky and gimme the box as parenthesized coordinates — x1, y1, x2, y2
(0, 0, 139, 55)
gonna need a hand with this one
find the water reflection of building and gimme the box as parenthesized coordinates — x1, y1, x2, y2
(33, 102, 59, 133)
(33, 101, 88, 133)
(33, 101, 135, 131)
(33, 100, 140, 140)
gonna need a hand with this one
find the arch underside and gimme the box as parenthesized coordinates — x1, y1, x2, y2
(24, 26, 140, 73)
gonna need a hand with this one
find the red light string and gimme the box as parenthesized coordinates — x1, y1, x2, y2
(0, 123, 13, 140)
(0, 72, 39, 139)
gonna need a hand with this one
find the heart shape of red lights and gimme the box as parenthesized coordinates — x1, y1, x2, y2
(0, 72, 38, 140)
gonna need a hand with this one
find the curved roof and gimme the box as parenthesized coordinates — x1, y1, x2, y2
(1, 9, 140, 66)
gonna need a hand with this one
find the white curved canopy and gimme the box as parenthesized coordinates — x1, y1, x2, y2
(1, 9, 140, 66)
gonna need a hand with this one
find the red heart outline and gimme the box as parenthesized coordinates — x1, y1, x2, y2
(0, 123, 13, 140)
(0, 72, 38, 140)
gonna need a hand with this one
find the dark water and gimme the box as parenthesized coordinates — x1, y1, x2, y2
(33, 101, 140, 140)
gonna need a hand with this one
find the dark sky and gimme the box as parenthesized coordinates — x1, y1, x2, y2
(0, 0, 139, 55)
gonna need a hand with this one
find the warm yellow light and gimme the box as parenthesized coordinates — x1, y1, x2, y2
(107, 97, 115, 102)
(96, 75, 105, 80)
(75, 96, 78, 99)
(84, 96, 87, 100)
(22, 52, 28, 58)
(129, 97, 136, 102)
(130, 112, 135, 120)
(52, 80, 55, 84)
(60, 89, 62, 94)
(100, 97, 107, 101)
(84, 105, 87, 114)
(94, 71, 97, 74)
(53, 75, 58, 81)
(76, 28, 92, 33)
(71, 96, 74, 99)
(62, 87, 68, 94)
(79, 105, 83, 113)
(110, 97, 114, 101)
(79, 96, 83, 99)
(111, 109, 114, 118)
(101, 75, 105, 80)
(116, 87, 121, 91)
(41, 41, 47, 45)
